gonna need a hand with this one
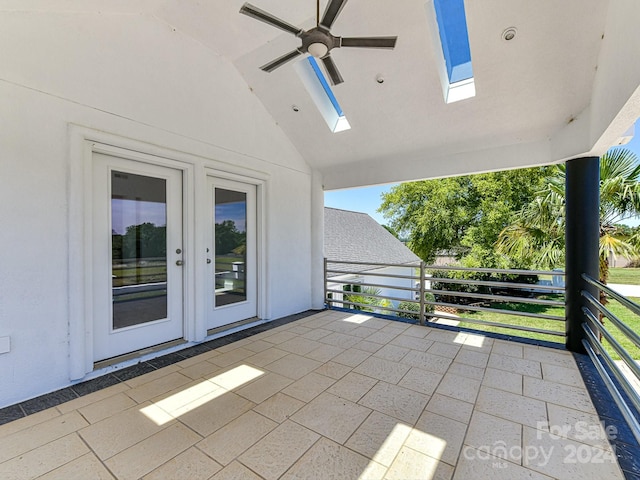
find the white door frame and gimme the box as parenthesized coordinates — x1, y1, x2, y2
(68, 127, 268, 380)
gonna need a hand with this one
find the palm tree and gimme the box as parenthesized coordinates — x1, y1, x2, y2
(496, 148, 640, 285)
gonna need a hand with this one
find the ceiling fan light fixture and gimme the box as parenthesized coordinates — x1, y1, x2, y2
(308, 42, 329, 58)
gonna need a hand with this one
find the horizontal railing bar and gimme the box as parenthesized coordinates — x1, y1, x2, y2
(425, 289, 564, 306)
(326, 260, 420, 269)
(582, 273, 640, 318)
(425, 264, 565, 276)
(428, 276, 564, 292)
(582, 307, 640, 385)
(424, 300, 565, 322)
(326, 290, 413, 305)
(428, 312, 565, 337)
(327, 269, 419, 281)
(326, 282, 417, 293)
(582, 290, 640, 350)
(582, 327, 640, 443)
(326, 298, 418, 317)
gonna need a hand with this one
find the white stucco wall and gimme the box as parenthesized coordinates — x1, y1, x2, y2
(0, 11, 318, 406)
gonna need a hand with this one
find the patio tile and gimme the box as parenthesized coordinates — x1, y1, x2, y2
(455, 349, 490, 368)
(234, 372, 293, 403)
(386, 446, 454, 480)
(476, 386, 548, 429)
(0, 411, 88, 463)
(265, 354, 322, 380)
(331, 347, 371, 367)
(238, 420, 320, 480)
(366, 330, 400, 345)
(373, 344, 411, 362)
(142, 447, 222, 480)
(353, 339, 383, 353)
(401, 350, 452, 374)
(262, 330, 299, 345)
(197, 411, 277, 465)
(242, 339, 275, 353)
(546, 403, 615, 451)
(345, 411, 411, 467)
(398, 367, 443, 396)
(282, 437, 387, 480)
(448, 361, 486, 380)
(488, 353, 542, 378)
(0, 407, 60, 438)
(178, 391, 255, 437)
(291, 392, 371, 444)
(410, 411, 468, 466)
(427, 341, 462, 359)
(78, 392, 137, 424)
(278, 337, 323, 356)
(523, 377, 595, 413)
(390, 335, 434, 351)
(209, 347, 254, 367)
(359, 382, 429, 425)
(313, 360, 352, 379)
(0, 434, 89, 479)
(523, 346, 577, 369)
(281, 372, 336, 402)
(320, 331, 362, 349)
(300, 327, 333, 341)
(327, 372, 378, 403)
(58, 383, 131, 414)
(435, 372, 482, 403)
(482, 367, 523, 395)
(252, 392, 305, 423)
(405, 324, 431, 338)
(125, 371, 192, 403)
(304, 343, 344, 362)
(179, 359, 223, 380)
(464, 411, 523, 464)
(38, 452, 115, 480)
(79, 403, 168, 460)
(492, 340, 524, 358)
(121, 364, 180, 387)
(246, 347, 289, 367)
(541, 363, 585, 388)
(522, 425, 625, 480)
(212, 461, 263, 480)
(426, 393, 474, 424)
(353, 356, 411, 383)
(104, 423, 201, 480)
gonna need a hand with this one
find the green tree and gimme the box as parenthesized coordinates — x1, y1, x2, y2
(497, 148, 640, 283)
(378, 168, 549, 267)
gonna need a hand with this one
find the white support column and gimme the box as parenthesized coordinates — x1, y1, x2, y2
(310, 170, 326, 310)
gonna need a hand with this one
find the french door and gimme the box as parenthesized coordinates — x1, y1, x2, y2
(207, 177, 257, 329)
(92, 153, 184, 361)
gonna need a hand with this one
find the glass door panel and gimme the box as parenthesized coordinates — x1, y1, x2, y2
(215, 188, 248, 307)
(111, 171, 168, 329)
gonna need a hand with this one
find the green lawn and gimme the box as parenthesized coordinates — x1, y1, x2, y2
(608, 267, 640, 285)
(453, 295, 640, 360)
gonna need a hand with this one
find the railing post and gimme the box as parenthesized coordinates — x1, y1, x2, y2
(419, 261, 426, 326)
(565, 156, 600, 353)
(324, 258, 328, 309)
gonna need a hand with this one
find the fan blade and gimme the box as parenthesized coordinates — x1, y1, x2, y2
(260, 49, 303, 72)
(320, 0, 349, 30)
(321, 55, 344, 85)
(340, 36, 397, 49)
(240, 3, 303, 36)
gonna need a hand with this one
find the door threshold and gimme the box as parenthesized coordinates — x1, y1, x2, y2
(207, 317, 260, 336)
(94, 338, 186, 370)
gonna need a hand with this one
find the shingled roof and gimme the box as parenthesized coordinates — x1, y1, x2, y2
(324, 207, 421, 274)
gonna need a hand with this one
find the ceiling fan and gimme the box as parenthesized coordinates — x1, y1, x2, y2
(239, 0, 397, 85)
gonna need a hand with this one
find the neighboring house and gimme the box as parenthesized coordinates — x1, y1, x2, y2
(324, 207, 421, 312)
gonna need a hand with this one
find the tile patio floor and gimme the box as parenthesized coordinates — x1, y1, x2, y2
(0, 310, 629, 479)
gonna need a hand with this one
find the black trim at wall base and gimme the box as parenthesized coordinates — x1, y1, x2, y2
(0, 310, 318, 426)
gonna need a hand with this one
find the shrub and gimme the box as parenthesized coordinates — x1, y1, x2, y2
(397, 293, 435, 320)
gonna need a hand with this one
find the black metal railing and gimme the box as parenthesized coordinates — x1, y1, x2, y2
(324, 259, 565, 339)
(581, 274, 640, 444)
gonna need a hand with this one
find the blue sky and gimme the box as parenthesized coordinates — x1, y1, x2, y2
(325, 120, 640, 227)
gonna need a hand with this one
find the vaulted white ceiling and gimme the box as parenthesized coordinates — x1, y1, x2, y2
(6, 0, 640, 189)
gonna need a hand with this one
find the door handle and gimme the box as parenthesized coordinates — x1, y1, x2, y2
(176, 260, 184, 266)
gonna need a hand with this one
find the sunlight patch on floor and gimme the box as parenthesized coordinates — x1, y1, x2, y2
(140, 364, 264, 425)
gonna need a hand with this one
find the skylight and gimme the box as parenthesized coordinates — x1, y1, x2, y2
(427, 0, 476, 103)
(294, 57, 351, 133)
